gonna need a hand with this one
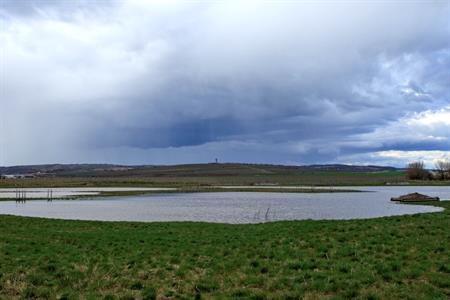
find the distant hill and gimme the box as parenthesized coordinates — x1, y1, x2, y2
(305, 164, 399, 172)
(0, 164, 131, 175)
(0, 163, 400, 177)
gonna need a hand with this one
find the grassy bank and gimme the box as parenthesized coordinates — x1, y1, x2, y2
(0, 201, 449, 299)
(86, 187, 363, 199)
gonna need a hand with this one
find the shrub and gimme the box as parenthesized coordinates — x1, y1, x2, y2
(406, 161, 430, 180)
(434, 160, 450, 180)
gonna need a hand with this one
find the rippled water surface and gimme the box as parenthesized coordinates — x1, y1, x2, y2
(0, 187, 175, 198)
(0, 186, 448, 223)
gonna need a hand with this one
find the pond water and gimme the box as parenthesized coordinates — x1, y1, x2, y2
(0, 186, 448, 223)
(0, 187, 175, 198)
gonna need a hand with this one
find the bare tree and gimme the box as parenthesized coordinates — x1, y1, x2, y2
(434, 160, 450, 180)
(406, 161, 430, 180)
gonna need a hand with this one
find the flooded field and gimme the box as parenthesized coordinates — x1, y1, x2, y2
(0, 186, 447, 223)
(0, 187, 175, 198)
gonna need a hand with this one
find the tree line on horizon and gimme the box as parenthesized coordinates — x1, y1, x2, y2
(406, 160, 450, 180)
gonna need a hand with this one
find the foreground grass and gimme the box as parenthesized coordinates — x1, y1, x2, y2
(0, 202, 449, 299)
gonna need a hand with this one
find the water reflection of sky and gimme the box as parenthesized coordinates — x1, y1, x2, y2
(0, 186, 448, 224)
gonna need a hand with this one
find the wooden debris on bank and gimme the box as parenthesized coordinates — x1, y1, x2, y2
(391, 192, 440, 202)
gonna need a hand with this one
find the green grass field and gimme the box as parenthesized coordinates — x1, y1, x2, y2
(0, 171, 418, 189)
(0, 201, 449, 299)
(2, 164, 449, 188)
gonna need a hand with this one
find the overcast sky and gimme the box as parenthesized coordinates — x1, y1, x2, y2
(1, 0, 449, 167)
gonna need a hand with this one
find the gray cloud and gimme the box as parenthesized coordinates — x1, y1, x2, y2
(1, 1, 449, 166)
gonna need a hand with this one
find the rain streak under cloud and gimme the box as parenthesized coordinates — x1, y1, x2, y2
(0, 0, 449, 167)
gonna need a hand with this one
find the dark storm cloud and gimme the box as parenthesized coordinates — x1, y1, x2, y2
(1, 1, 449, 166)
(89, 116, 241, 148)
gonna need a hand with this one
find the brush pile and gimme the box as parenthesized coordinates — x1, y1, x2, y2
(391, 192, 439, 202)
